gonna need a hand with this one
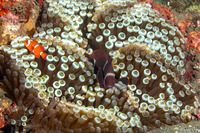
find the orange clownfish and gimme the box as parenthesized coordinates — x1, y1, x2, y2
(24, 40, 48, 60)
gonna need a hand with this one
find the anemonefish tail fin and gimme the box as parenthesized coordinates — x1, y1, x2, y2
(41, 52, 48, 60)
(118, 77, 129, 85)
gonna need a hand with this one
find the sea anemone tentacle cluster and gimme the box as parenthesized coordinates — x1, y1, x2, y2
(113, 42, 200, 126)
(0, 0, 200, 132)
(87, 1, 188, 79)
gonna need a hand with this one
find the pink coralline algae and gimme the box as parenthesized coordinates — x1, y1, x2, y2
(2, 12, 19, 25)
(187, 31, 200, 53)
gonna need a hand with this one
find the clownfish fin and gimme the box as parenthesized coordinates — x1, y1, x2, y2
(41, 52, 48, 60)
(84, 53, 95, 65)
(118, 77, 129, 85)
(34, 44, 44, 51)
(31, 40, 39, 47)
(93, 49, 107, 69)
(93, 49, 108, 60)
(97, 69, 104, 88)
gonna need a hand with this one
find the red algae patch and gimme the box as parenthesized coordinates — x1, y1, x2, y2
(0, 0, 42, 45)
(187, 31, 200, 53)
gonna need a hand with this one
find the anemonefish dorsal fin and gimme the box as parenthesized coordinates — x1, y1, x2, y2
(93, 49, 107, 69)
(31, 40, 39, 47)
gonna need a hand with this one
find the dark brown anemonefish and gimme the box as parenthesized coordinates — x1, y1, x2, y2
(24, 40, 48, 60)
(85, 49, 129, 89)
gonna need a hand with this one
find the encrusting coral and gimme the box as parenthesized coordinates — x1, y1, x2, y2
(0, 0, 42, 45)
(0, 0, 200, 132)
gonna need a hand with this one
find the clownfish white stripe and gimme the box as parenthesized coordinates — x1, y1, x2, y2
(34, 44, 39, 49)
(93, 59, 96, 66)
(40, 51, 44, 56)
(103, 60, 108, 71)
(26, 40, 31, 47)
(104, 72, 115, 80)
(103, 72, 115, 88)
